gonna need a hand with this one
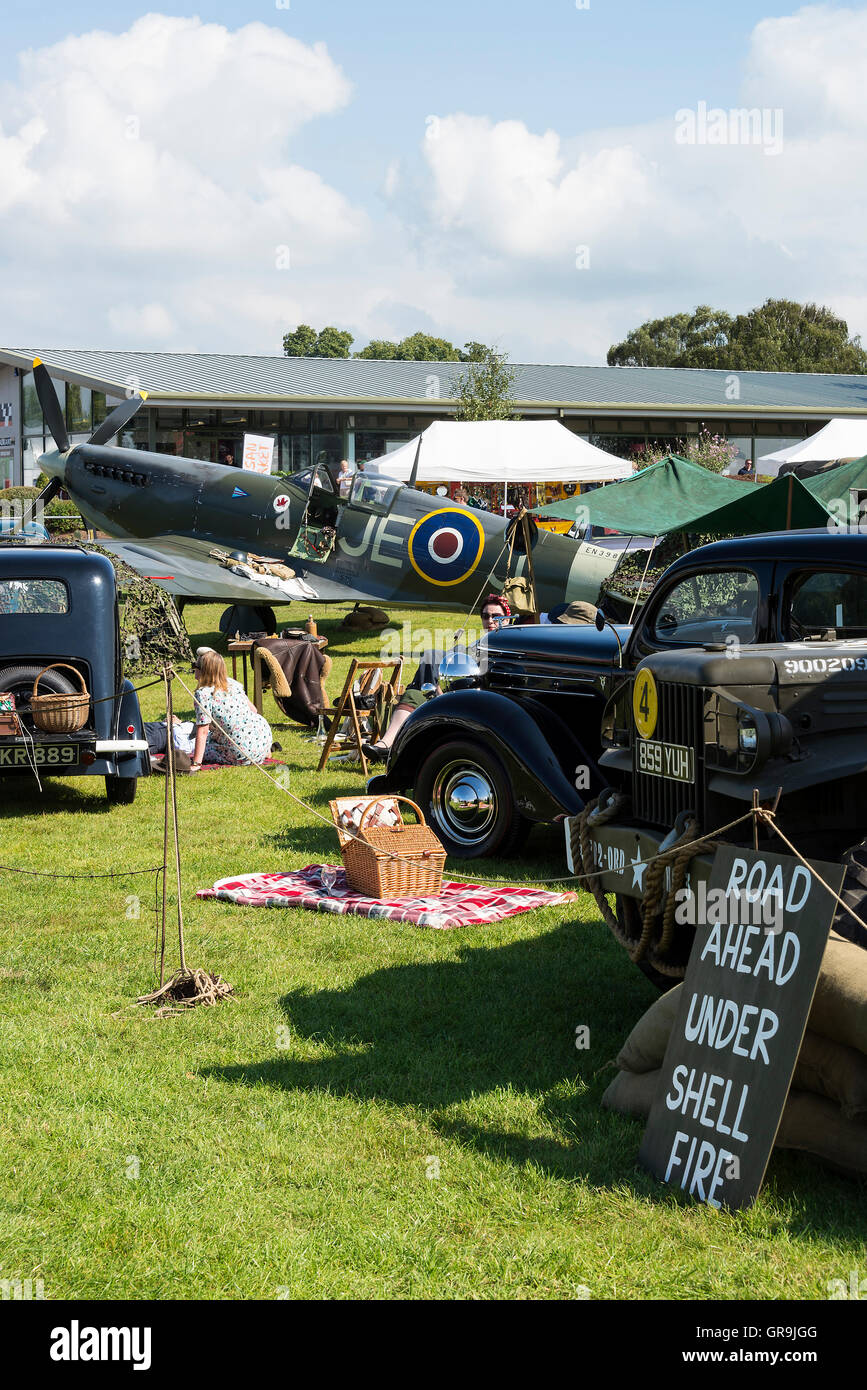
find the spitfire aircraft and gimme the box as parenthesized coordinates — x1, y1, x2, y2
(27, 362, 621, 616)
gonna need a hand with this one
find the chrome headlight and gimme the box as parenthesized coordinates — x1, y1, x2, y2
(439, 647, 482, 692)
(738, 717, 758, 753)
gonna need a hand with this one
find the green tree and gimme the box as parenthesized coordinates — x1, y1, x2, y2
(607, 305, 733, 367)
(454, 347, 518, 421)
(607, 299, 867, 373)
(354, 331, 465, 361)
(282, 324, 318, 356)
(314, 326, 354, 358)
(282, 324, 353, 357)
(460, 341, 491, 362)
(728, 299, 867, 374)
(353, 338, 399, 359)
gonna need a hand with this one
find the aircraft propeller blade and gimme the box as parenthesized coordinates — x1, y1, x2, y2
(89, 390, 149, 446)
(32, 358, 70, 453)
(19, 475, 63, 532)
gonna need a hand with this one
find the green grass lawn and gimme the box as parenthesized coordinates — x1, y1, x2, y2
(0, 600, 864, 1300)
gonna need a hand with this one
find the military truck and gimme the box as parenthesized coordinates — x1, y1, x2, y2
(572, 530, 867, 987)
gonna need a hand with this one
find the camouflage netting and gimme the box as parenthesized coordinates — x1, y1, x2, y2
(599, 533, 739, 619)
(54, 541, 193, 675)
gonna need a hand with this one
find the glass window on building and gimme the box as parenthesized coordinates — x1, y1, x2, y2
(66, 383, 91, 436)
(355, 430, 416, 462)
(311, 431, 343, 471)
(92, 391, 108, 426)
(727, 435, 755, 476)
(21, 371, 43, 434)
(278, 432, 310, 474)
(754, 437, 805, 473)
(21, 437, 44, 488)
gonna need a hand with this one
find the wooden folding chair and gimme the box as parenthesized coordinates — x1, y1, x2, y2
(317, 658, 403, 777)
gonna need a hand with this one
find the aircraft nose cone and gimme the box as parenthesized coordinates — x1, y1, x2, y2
(38, 448, 66, 484)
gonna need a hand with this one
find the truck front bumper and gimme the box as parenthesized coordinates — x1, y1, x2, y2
(564, 817, 716, 900)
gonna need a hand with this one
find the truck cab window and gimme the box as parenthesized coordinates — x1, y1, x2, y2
(788, 571, 867, 639)
(649, 570, 759, 646)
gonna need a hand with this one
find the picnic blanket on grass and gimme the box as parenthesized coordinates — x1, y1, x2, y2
(151, 754, 286, 773)
(196, 865, 577, 928)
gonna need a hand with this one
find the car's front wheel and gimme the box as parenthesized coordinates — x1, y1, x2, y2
(414, 739, 525, 859)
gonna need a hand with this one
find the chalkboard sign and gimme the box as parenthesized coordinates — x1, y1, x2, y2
(639, 845, 844, 1210)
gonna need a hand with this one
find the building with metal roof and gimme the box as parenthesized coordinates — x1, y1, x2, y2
(1, 346, 865, 489)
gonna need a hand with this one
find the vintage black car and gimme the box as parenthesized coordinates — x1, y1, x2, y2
(0, 546, 149, 803)
(370, 530, 862, 858)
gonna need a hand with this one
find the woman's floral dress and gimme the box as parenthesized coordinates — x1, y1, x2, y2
(194, 678, 272, 765)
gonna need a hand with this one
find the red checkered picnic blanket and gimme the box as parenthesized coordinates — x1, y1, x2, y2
(196, 865, 577, 928)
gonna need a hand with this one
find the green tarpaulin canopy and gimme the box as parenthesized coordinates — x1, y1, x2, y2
(535, 453, 831, 536)
(803, 454, 867, 511)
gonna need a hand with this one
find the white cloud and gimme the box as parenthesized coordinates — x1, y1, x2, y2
(413, 5, 867, 357)
(0, 13, 364, 349)
(3, 5, 867, 363)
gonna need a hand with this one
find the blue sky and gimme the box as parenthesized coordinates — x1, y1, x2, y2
(2, 2, 866, 360)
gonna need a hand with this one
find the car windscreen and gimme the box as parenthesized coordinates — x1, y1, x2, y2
(0, 578, 69, 614)
(649, 569, 759, 646)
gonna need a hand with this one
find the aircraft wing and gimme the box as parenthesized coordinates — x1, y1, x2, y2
(96, 535, 323, 604)
(98, 534, 404, 606)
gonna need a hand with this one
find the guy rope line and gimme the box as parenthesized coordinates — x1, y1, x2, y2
(169, 667, 867, 938)
(165, 667, 800, 896)
(450, 533, 513, 648)
(757, 807, 867, 938)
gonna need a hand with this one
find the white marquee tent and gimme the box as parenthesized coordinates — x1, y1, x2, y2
(726, 418, 867, 478)
(364, 420, 632, 484)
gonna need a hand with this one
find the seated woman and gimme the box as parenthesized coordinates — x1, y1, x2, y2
(190, 647, 273, 769)
(362, 594, 511, 763)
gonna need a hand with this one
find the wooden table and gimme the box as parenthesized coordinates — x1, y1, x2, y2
(227, 641, 254, 695)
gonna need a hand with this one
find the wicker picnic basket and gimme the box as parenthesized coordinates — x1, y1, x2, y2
(30, 663, 91, 733)
(330, 794, 446, 899)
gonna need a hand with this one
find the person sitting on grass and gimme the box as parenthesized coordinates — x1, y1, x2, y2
(189, 647, 273, 770)
(362, 594, 511, 764)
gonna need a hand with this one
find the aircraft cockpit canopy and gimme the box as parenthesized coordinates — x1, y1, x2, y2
(349, 474, 403, 513)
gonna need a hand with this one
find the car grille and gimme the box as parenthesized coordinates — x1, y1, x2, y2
(633, 681, 705, 828)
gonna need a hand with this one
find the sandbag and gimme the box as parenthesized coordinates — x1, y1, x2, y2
(808, 932, 867, 1056)
(602, 1071, 867, 1179)
(775, 1090, 867, 1177)
(615, 985, 683, 1074)
(601, 1068, 660, 1119)
(343, 611, 369, 630)
(793, 1029, 867, 1119)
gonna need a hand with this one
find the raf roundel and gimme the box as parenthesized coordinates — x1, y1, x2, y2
(407, 509, 486, 587)
(272, 494, 291, 514)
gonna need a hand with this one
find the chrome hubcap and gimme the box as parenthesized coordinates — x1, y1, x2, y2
(430, 760, 497, 845)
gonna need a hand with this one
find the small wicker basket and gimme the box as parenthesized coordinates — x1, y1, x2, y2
(330, 794, 446, 899)
(30, 663, 90, 733)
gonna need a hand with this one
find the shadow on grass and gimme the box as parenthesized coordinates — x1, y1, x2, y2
(204, 922, 867, 1231)
(0, 776, 113, 818)
(206, 923, 661, 1191)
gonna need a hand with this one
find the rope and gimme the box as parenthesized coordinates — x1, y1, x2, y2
(164, 668, 867, 952)
(626, 537, 659, 627)
(0, 863, 162, 879)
